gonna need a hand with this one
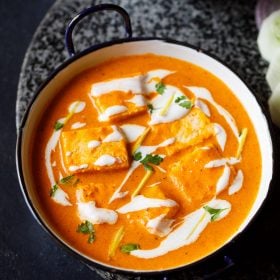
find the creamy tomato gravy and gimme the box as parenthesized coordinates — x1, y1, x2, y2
(32, 54, 261, 270)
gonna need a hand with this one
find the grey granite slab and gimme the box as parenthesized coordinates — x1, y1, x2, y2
(15, 0, 280, 279)
(16, 0, 270, 129)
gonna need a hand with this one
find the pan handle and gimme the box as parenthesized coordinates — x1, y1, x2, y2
(65, 4, 132, 56)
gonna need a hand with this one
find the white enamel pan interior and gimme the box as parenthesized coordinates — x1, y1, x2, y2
(18, 39, 273, 273)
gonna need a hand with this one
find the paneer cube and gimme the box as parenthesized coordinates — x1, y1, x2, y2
(90, 91, 147, 122)
(149, 107, 215, 156)
(60, 126, 129, 174)
(76, 182, 113, 208)
(168, 146, 224, 211)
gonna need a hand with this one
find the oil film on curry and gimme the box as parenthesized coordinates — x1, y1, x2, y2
(32, 54, 261, 270)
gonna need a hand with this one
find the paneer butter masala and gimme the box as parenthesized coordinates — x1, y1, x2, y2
(33, 54, 261, 270)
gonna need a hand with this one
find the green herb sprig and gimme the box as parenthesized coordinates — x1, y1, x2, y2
(60, 175, 79, 185)
(133, 152, 163, 171)
(50, 184, 58, 197)
(203, 206, 228, 222)
(147, 104, 154, 114)
(54, 121, 64, 131)
(77, 220, 95, 244)
(120, 243, 140, 254)
(175, 95, 193, 109)
(50, 175, 78, 197)
(155, 81, 166, 95)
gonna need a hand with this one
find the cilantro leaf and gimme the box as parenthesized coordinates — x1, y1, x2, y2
(54, 121, 64, 131)
(77, 220, 94, 234)
(175, 96, 186, 103)
(140, 154, 163, 171)
(133, 152, 142, 161)
(142, 163, 154, 171)
(203, 206, 228, 222)
(155, 82, 166, 95)
(179, 100, 193, 109)
(77, 221, 95, 244)
(140, 154, 163, 166)
(147, 104, 154, 113)
(120, 243, 140, 254)
(175, 95, 193, 109)
(50, 184, 58, 197)
(60, 175, 78, 185)
(134, 152, 163, 171)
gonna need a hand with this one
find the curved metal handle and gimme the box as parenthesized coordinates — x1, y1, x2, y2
(65, 4, 132, 56)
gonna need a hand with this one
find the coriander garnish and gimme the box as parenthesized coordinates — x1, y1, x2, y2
(77, 220, 95, 244)
(54, 121, 64, 131)
(147, 104, 154, 113)
(155, 81, 166, 95)
(133, 152, 163, 171)
(60, 175, 79, 186)
(175, 96, 186, 103)
(175, 95, 193, 109)
(120, 243, 140, 254)
(133, 151, 142, 161)
(203, 206, 228, 222)
(179, 100, 193, 109)
(50, 184, 58, 197)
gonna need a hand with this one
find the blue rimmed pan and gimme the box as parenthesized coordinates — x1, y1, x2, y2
(16, 4, 273, 279)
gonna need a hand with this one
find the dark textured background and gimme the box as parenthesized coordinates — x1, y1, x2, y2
(1, 0, 280, 279)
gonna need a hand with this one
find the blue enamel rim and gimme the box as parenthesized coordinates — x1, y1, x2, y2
(15, 5, 275, 276)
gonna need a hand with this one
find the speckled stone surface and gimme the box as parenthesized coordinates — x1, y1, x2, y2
(15, 0, 280, 279)
(16, 0, 270, 129)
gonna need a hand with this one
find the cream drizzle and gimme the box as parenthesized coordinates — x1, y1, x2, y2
(98, 105, 128, 122)
(68, 101, 86, 113)
(91, 75, 144, 97)
(116, 195, 178, 214)
(216, 165, 231, 194)
(45, 130, 62, 186)
(109, 161, 139, 204)
(87, 140, 101, 149)
(71, 122, 86, 129)
(213, 123, 227, 151)
(91, 69, 173, 97)
(103, 126, 123, 142)
(149, 86, 191, 125)
(126, 95, 146, 107)
(204, 157, 240, 168)
(120, 124, 146, 143)
(94, 155, 117, 166)
(69, 164, 88, 172)
(114, 191, 129, 200)
(144, 69, 175, 92)
(109, 138, 175, 203)
(146, 214, 175, 237)
(187, 87, 239, 139)
(131, 199, 231, 259)
(228, 170, 244, 195)
(195, 99, 211, 117)
(76, 190, 117, 225)
(58, 141, 67, 174)
(52, 188, 71, 206)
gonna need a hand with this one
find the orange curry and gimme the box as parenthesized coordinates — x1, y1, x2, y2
(32, 54, 261, 270)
